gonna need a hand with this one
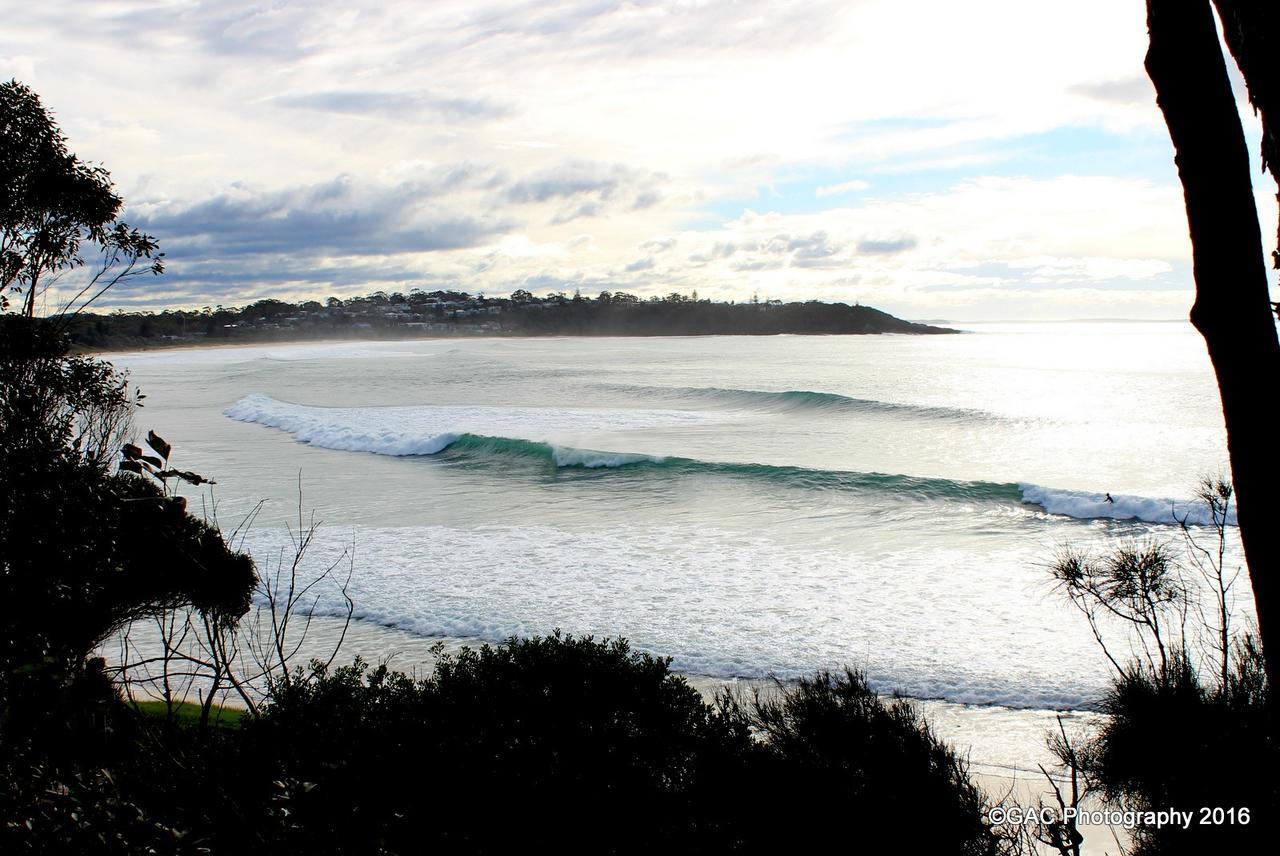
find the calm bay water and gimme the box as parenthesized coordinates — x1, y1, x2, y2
(109, 321, 1242, 717)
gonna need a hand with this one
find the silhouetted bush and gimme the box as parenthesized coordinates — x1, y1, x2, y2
(3, 628, 1012, 853)
(250, 634, 746, 853)
(0, 703, 277, 854)
(0, 318, 255, 730)
(719, 669, 1005, 854)
(240, 636, 1011, 855)
(1048, 483, 1277, 854)
(1083, 639, 1276, 855)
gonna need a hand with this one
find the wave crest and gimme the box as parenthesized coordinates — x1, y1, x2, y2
(1019, 484, 1236, 527)
(602, 384, 989, 421)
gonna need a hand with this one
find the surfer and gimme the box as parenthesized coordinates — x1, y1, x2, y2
(1104, 493, 1114, 504)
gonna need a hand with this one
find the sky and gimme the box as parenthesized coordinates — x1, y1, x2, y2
(3, 0, 1276, 321)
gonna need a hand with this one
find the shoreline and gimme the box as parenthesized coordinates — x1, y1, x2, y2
(112, 613, 1103, 776)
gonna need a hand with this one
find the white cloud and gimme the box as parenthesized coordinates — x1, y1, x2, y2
(815, 179, 871, 198)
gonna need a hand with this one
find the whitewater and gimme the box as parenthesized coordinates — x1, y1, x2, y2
(107, 322, 1246, 753)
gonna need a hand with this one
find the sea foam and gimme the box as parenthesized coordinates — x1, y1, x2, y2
(240, 523, 1119, 711)
(225, 393, 707, 459)
(1019, 484, 1236, 527)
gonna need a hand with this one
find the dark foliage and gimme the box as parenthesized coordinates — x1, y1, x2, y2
(1049, 481, 1277, 854)
(0, 80, 162, 318)
(249, 634, 737, 853)
(6, 634, 1017, 854)
(233, 636, 1010, 855)
(0, 704, 276, 854)
(720, 669, 1004, 855)
(0, 316, 255, 731)
(2, 634, 1014, 854)
(505, 299, 952, 336)
(1083, 640, 1277, 855)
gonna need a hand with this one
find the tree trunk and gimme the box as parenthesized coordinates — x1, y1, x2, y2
(1211, 0, 1280, 278)
(1145, 0, 1280, 690)
(1211, 1, 1279, 177)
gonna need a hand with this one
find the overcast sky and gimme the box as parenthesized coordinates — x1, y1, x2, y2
(4, 0, 1274, 320)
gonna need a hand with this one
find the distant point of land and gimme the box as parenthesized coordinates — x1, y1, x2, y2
(65, 290, 958, 351)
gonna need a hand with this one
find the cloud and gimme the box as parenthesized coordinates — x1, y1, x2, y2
(272, 90, 509, 120)
(134, 175, 512, 258)
(550, 201, 603, 225)
(449, 0, 852, 62)
(631, 189, 662, 209)
(815, 179, 870, 197)
(784, 232, 845, 267)
(91, 172, 517, 306)
(72, 253, 466, 311)
(688, 240, 744, 263)
(503, 161, 668, 225)
(1069, 76, 1155, 107)
(857, 237, 917, 255)
(1006, 255, 1172, 282)
(505, 165, 622, 204)
(639, 237, 676, 253)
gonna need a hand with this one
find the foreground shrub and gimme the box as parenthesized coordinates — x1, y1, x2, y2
(246, 634, 1011, 855)
(720, 669, 1004, 855)
(4, 632, 1013, 853)
(0, 318, 255, 729)
(1083, 640, 1277, 855)
(251, 633, 744, 853)
(0, 705, 272, 854)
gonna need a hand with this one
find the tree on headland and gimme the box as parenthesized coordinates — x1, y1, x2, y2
(1144, 0, 1280, 689)
(0, 80, 163, 321)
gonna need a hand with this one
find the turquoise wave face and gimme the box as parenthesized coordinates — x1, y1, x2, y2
(597, 384, 992, 421)
(436, 435, 1233, 525)
(437, 431, 1022, 502)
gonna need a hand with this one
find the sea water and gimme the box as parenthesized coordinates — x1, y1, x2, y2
(107, 321, 1247, 768)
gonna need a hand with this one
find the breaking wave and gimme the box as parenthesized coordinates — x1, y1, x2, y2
(226, 394, 1229, 525)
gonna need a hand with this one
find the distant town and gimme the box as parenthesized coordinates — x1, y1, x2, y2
(67, 289, 955, 350)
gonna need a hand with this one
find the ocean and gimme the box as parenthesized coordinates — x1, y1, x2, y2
(107, 320, 1246, 770)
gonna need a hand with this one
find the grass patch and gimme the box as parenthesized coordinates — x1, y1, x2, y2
(131, 698, 245, 729)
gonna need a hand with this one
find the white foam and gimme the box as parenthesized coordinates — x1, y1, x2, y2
(225, 394, 712, 457)
(240, 523, 1133, 711)
(1020, 484, 1237, 526)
